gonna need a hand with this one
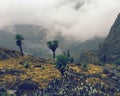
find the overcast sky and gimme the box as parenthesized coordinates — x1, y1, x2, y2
(0, 0, 120, 41)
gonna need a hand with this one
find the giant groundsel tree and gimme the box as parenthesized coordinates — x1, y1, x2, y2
(47, 40, 59, 59)
(15, 34, 24, 56)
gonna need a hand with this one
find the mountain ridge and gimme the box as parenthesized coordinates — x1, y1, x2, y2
(99, 13, 120, 63)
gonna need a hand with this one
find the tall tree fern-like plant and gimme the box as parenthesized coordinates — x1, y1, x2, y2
(15, 34, 24, 56)
(47, 40, 59, 59)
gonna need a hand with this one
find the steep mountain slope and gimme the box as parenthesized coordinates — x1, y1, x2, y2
(99, 13, 120, 63)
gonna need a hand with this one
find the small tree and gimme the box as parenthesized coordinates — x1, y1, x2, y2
(15, 34, 24, 56)
(56, 54, 69, 76)
(47, 40, 59, 59)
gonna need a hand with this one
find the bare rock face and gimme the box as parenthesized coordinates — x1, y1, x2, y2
(99, 13, 120, 63)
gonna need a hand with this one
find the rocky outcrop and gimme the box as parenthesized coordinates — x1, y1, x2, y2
(79, 13, 120, 64)
(99, 13, 120, 63)
(0, 47, 22, 60)
(15, 79, 40, 96)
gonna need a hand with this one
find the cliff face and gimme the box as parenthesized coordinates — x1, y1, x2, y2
(99, 13, 120, 63)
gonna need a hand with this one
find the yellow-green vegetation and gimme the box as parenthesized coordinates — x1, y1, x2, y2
(69, 64, 108, 86)
(0, 55, 61, 88)
(69, 64, 103, 74)
(69, 64, 81, 72)
(0, 55, 109, 89)
(86, 77, 103, 85)
(87, 64, 103, 74)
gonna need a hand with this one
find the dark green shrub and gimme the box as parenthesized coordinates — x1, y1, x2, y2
(82, 63, 88, 71)
(41, 66, 45, 70)
(56, 54, 68, 69)
(55, 54, 69, 75)
(23, 61, 31, 68)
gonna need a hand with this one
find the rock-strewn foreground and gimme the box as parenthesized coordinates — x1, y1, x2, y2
(0, 47, 120, 96)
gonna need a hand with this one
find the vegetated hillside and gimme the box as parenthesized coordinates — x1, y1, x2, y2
(0, 46, 120, 96)
(0, 46, 60, 88)
(99, 13, 120, 63)
(0, 24, 104, 60)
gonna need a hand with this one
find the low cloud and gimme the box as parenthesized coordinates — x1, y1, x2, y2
(0, 0, 120, 41)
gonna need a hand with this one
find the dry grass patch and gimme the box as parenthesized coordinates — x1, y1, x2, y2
(86, 77, 103, 85)
(87, 64, 103, 74)
(0, 56, 61, 88)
